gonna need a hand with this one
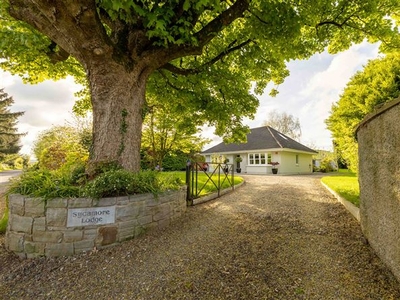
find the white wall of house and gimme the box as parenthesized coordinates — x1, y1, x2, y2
(246, 165, 268, 174)
(202, 151, 313, 174)
(279, 152, 313, 174)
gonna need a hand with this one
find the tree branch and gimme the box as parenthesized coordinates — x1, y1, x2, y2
(150, 0, 250, 65)
(160, 39, 252, 75)
(246, 8, 272, 26)
(195, 0, 250, 48)
(46, 41, 70, 64)
(157, 70, 186, 91)
(8, 0, 112, 64)
(316, 13, 355, 29)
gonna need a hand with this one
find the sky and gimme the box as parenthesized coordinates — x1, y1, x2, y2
(1, 41, 380, 157)
(202, 41, 381, 151)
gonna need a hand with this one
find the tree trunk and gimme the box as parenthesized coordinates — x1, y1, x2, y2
(88, 61, 151, 173)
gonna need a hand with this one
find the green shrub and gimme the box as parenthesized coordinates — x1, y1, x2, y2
(319, 158, 337, 173)
(9, 169, 53, 196)
(8, 169, 85, 200)
(84, 170, 160, 199)
(69, 162, 88, 185)
(7, 167, 247, 203)
(8, 167, 183, 200)
(162, 153, 187, 171)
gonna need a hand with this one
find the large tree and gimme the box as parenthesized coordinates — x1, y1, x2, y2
(263, 110, 302, 141)
(1, 1, 399, 172)
(0, 89, 24, 157)
(326, 52, 400, 172)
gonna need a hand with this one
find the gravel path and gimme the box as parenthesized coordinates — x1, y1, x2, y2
(1, 174, 399, 299)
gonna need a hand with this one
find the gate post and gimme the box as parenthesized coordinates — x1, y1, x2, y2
(185, 160, 193, 206)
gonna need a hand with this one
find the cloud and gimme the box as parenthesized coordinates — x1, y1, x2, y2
(0, 71, 16, 87)
(1, 72, 81, 155)
(295, 42, 379, 149)
(204, 42, 381, 151)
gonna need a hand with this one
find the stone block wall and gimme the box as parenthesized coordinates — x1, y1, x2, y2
(356, 97, 400, 282)
(5, 188, 187, 258)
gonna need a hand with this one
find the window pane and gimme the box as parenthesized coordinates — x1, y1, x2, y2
(267, 153, 272, 164)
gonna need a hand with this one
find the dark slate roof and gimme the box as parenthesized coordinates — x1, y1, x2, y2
(202, 126, 317, 154)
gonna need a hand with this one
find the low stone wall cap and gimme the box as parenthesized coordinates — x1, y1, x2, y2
(355, 97, 400, 140)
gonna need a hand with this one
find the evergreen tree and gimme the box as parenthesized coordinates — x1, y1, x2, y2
(0, 89, 24, 157)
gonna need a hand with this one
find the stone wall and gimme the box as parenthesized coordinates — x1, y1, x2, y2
(356, 97, 400, 282)
(5, 188, 187, 258)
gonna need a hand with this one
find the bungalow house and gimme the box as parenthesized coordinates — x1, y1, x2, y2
(201, 126, 317, 175)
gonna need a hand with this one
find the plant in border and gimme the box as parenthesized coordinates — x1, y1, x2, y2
(271, 162, 279, 169)
(7, 167, 183, 200)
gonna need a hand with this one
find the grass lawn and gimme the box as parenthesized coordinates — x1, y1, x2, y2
(162, 171, 244, 197)
(321, 169, 360, 207)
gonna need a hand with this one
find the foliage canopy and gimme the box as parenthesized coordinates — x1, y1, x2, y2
(1, 0, 400, 171)
(326, 52, 400, 172)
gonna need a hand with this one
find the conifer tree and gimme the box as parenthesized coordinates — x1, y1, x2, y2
(0, 89, 24, 157)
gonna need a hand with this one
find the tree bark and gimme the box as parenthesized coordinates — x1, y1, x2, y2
(88, 61, 151, 172)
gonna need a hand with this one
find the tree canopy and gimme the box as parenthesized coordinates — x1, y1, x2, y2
(326, 52, 400, 172)
(1, 0, 399, 172)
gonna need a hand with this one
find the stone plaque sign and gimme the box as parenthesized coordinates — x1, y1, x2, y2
(67, 206, 116, 227)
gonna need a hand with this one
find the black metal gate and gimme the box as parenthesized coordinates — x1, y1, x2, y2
(185, 161, 235, 205)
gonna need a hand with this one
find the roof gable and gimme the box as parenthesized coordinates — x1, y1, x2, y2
(202, 126, 317, 154)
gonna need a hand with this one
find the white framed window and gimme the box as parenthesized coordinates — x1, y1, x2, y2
(296, 154, 299, 165)
(249, 153, 269, 165)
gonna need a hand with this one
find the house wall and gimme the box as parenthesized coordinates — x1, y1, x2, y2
(356, 98, 400, 282)
(278, 152, 313, 174)
(245, 165, 269, 174)
(203, 152, 313, 174)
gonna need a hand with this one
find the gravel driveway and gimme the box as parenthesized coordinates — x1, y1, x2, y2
(1, 174, 399, 299)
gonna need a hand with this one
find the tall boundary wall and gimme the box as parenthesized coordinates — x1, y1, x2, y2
(356, 97, 400, 282)
(5, 187, 187, 258)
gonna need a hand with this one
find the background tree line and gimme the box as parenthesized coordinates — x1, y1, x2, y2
(326, 52, 400, 172)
